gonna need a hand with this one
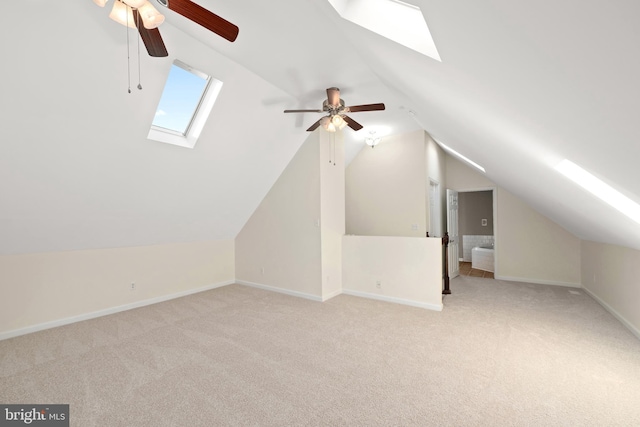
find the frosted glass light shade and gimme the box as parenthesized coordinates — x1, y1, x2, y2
(365, 137, 380, 146)
(93, 0, 109, 7)
(331, 115, 347, 130)
(122, 0, 147, 8)
(320, 116, 336, 132)
(138, 2, 165, 29)
(109, 1, 136, 28)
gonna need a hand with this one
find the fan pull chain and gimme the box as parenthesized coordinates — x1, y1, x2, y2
(332, 133, 336, 166)
(136, 10, 142, 90)
(126, 5, 131, 93)
(333, 134, 336, 166)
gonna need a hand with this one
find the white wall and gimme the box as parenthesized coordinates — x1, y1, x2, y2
(346, 130, 427, 237)
(445, 155, 581, 286)
(0, 239, 235, 339)
(235, 132, 323, 298)
(497, 188, 581, 286)
(581, 241, 640, 339)
(342, 236, 443, 311)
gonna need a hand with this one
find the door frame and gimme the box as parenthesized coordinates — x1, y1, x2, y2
(446, 189, 460, 279)
(447, 187, 498, 276)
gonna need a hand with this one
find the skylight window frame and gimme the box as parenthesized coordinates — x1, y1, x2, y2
(148, 59, 223, 149)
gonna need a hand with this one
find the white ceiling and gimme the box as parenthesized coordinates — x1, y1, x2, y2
(1, 0, 640, 254)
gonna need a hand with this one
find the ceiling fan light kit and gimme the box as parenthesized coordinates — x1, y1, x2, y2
(107, 0, 165, 29)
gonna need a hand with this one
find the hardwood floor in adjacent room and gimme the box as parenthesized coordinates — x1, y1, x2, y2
(459, 261, 494, 279)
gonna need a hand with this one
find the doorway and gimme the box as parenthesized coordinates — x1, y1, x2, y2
(447, 188, 496, 277)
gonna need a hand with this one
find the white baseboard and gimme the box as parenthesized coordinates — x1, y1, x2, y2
(322, 288, 343, 302)
(494, 275, 581, 288)
(236, 280, 323, 302)
(0, 280, 235, 341)
(342, 289, 443, 312)
(582, 287, 640, 341)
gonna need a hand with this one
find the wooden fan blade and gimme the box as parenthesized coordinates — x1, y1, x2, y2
(166, 0, 239, 42)
(133, 9, 168, 57)
(343, 115, 363, 131)
(326, 87, 340, 106)
(307, 119, 322, 131)
(284, 109, 324, 113)
(346, 103, 386, 113)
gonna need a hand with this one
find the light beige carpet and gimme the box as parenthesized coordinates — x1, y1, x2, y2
(1, 277, 640, 426)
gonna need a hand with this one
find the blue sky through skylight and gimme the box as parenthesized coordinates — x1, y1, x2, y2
(152, 63, 209, 135)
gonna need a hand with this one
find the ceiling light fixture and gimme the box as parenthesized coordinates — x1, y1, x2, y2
(365, 131, 381, 148)
(555, 159, 640, 225)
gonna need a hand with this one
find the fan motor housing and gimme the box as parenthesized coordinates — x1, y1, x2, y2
(323, 99, 345, 113)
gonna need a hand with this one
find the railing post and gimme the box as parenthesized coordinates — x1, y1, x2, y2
(442, 232, 451, 295)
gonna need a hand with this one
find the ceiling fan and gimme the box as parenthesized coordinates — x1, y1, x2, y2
(284, 87, 385, 132)
(93, 0, 239, 57)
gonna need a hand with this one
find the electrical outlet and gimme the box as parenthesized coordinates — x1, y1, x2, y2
(130, 282, 136, 291)
(376, 280, 381, 289)
(261, 267, 265, 275)
(411, 224, 418, 231)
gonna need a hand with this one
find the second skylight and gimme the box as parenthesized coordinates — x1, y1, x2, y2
(327, 0, 441, 61)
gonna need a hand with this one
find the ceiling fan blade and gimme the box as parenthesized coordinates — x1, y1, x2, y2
(165, 0, 239, 42)
(343, 115, 363, 131)
(326, 87, 341, 106)
(284, 109, 324, 113)
(346, 103, 386, 113)
(133, 9, 168, 57)
(307, 119, 323, 132)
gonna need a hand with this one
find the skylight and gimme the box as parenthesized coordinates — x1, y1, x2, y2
(148, 60, 223, 149)
(327, 0, 441, 61)
(555, 159, 640, 225)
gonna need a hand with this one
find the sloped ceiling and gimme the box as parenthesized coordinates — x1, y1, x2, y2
(1, 0, 640, 254)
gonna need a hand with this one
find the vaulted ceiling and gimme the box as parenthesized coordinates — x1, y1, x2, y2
(1, 0, 639, 255)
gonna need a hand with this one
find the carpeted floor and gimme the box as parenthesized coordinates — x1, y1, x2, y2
(1, 276, 640, 426)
